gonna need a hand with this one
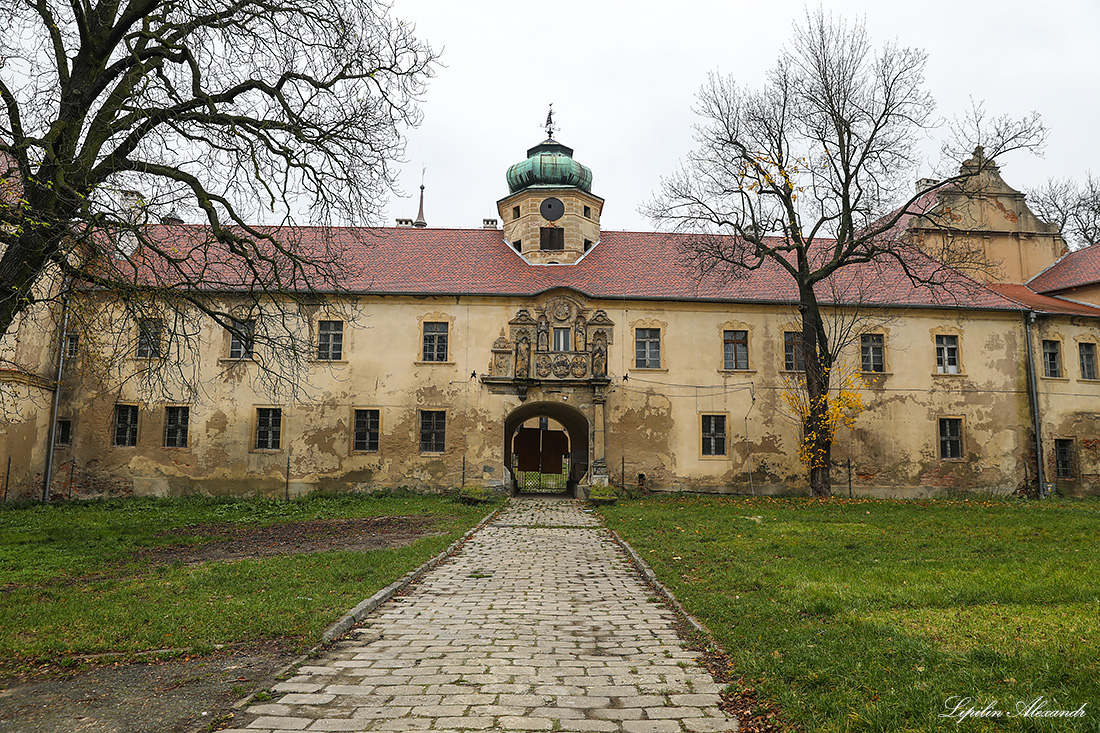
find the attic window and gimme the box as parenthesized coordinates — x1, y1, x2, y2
(513, 206, 521, 220)
(540, 227, 564, 251)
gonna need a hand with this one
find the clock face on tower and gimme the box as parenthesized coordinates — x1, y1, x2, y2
(540, 197, 565, 222)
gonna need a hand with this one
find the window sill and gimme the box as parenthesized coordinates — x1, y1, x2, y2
(415, 360, 455, 366)
(420, 451, 446, 456)
(861, 370, 893, 376)
(932, 371, 966, 377)
(939, 457, 966, 462)
(1040, 376, 1070, 382)
(250, 448, 283, 454)
(699, 454, 730, 460)
(350, 449, 380, 455)
(219, 357, 255, 364)
(630, 367, 667, 372)
(717, 368, 756, 375)
(312, 359, 348, 365)
(1079, 378, 1100, 383)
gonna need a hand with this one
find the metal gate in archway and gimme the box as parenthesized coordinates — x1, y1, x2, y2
(511, 425, 571, 493)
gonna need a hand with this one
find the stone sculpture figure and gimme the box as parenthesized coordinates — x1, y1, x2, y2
(592, 334, 607, 377)
(515, 337, 531, 378)
(536, 316, 549, 352)
(574, 315, 587, 352)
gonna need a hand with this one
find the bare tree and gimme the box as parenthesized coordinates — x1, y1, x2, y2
(0, 0, 434, 398)
(1027, 175, 1100, 250)
(647, 10, 1044, 496)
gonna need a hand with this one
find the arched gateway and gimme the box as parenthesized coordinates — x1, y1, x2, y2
(504, 402, 589, 496)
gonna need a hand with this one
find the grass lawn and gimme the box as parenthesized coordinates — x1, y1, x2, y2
(599, 495, 1100, 732)
(0, 492, 495, 676)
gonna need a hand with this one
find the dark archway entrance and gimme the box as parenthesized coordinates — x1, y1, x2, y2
(504, 402, 589, 496)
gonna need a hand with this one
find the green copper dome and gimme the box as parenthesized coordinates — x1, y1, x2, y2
(506, 140, 593, 194)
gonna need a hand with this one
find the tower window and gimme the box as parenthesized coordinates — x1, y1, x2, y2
(513, 240, 522, 252)
(513, 206, 521, 220)
(584, 239, 592, 252)
(583, 205, 591, 218)
(540, 227, 564, 251)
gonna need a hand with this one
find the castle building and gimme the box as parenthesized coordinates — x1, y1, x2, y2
(3, 135, 1100, 499)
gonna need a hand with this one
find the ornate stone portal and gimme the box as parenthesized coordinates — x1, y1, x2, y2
(482, 295, 614, 485)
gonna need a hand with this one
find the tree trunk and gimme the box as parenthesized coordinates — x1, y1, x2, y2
(799, 286, 832, 497)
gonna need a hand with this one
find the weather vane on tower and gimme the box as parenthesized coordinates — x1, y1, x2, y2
(545, 103, 556, 140)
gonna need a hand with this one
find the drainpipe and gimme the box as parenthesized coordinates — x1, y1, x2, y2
(1023, 311, 1046, 498)
(43, 290, 72, 502)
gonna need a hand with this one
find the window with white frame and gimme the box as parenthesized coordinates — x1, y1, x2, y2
(635, 328, 661, 368)
(861, 333, 884, 373)
(422, 322, 448, 362)
(1042, 340, 1062, 378)
(935, 335, 959, 374)
(1080, 343, 1098, 380)
(229, 319, 255, 360)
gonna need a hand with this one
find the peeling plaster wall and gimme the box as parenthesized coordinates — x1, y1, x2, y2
(19, 291, 1100, 499)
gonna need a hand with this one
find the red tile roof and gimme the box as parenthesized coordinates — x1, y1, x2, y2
(985, 284, 1100, 317)
(133, 224, 1046, 313)
(1027, 243, 1100, 294)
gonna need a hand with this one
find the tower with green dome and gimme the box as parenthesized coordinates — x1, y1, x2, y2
(496, 121, 604, 265)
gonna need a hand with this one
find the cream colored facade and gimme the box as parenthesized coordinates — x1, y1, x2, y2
(3, 143, 1100, 499)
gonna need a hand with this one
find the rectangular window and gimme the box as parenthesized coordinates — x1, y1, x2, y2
(65, 334, 79, 358)
(701, 414, 727, 456)
(935, 335, 959, 374)
(723, 330, 749, 370)
(939, 418, 962, 460)
(163, 406, 189, 448)
(635, 328, 661, 368)
(255, 408, 282, 450)
(229, 319, 255, 360)
(316, 320, 344, 361)
(861, 333, 885, 373)
(583, 205, 592, 218)
(1042, 340, 1062, 378)
(353, 409, 380, 452)
(784, 332, 805, 372)
(419, 410, 445, 453)
(1080, 342, 1098, 380)
(55, 419, 72, 446)
(513, 206, 521, 220)
(422, 322, 448, 361)
(553, 327, 571, 352)
(114, 405, 139, 447)
(136, 320, 162, 358)
(539, 227, 564, 251)
(1055, 438, 1075, 480)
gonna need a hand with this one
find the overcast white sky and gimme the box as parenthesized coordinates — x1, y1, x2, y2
(383, 0, 1100, 232)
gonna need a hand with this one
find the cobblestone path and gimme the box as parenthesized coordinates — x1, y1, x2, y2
(228, 497, 738, 732)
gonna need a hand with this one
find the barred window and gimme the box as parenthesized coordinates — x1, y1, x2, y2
(317, 320, 344, 361)
(255, 408, 282, 450)
(861, 334, 884, 373)
(65, 334, 79, 358)
(164, 406, 189, 448)
(1055, 439, 1075, 480)
(353, 409, 380, 452)
(114, 405, 139, 446)
(539, 227, 564, 251)
(422, 322, 448, 362)
(635, 328, 661, 369)
(723, 330, 748, 370)
(701, 414, 727, 456)
(420, 410, 445, 453)
(939, 418, 962, 460)
(55, 419, 72, 446)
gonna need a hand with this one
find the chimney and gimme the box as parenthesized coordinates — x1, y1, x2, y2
(395, 218, 413, 227)
(161, 208, 183, 225)
(916, 178, 938, 194)
(483, 218, 499, 229)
